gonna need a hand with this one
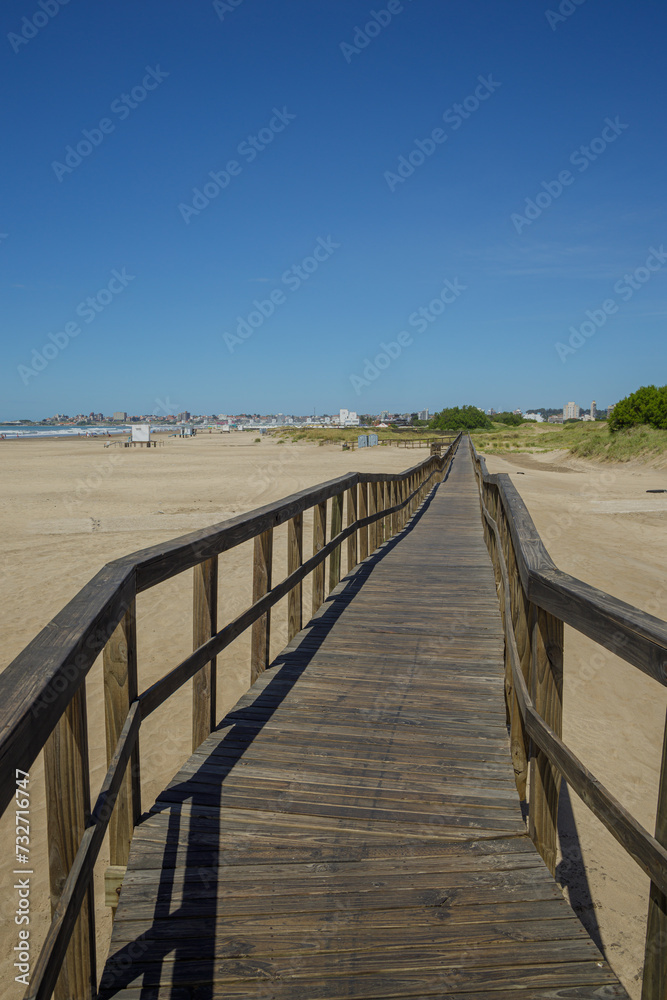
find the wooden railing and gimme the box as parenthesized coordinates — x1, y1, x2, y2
(0, 435, 460, 1000)
(469, 435, 667, 1000)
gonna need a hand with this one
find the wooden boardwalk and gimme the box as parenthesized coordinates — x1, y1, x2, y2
(100, 446, 628, 1000)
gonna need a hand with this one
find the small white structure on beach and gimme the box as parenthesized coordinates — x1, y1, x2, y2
(131, 424, 151, 443)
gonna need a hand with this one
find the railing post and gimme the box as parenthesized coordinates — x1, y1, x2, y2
(358, 483, 368, 561)
(368, 482, 377, 552)
(642, 708, 667, 1000)
(103, 602, 141, 873)
(312, 501, 327, 615)
(383, 481, 391, 540)
(502, 509, 530, 799)
(329, 491, 343, 592)
(287, 513, 303, 641)
(528, 607, 563, 874)
(250, 528, 273, 683)
(346, 485, 358, 573)
(44, 684, 96, 1000)
(192, 556, 218, 750)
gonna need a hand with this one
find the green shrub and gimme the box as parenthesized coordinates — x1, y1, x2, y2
(430, 405, 492, 431)
(608, 384, 667, 432)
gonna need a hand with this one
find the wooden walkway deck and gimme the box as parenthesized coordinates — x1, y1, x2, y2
(100, 446, 628, 1000)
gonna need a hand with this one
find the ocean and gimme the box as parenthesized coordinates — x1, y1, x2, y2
(0, 424, 131, 438)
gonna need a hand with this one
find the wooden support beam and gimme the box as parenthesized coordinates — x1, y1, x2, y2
(368, 482, 377, 552)
(358, 483, 369, 561)
(391, 481, 398, 536)
(312, 502, 327, 615)
(192, 557, 218, 750)
(642, 707, 667, 1000)
(502, 511, 529, 799)
(528, 606, 563, 874)
(250, 529, 273, 683)
(44, 685, 96, 1000)
(103, 602, 141, 869)
(346, 486, 358, 574)
(329, 491, 343, 593)
(287, 514, 303, 641)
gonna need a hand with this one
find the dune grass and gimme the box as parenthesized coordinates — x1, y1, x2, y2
(472, 420, 667, 463)
(274, 427, 453, 446)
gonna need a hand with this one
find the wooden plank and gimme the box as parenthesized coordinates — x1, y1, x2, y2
(29, 703, 141, 1000)
(528, 605, 563, 875)
(329, 491, 343, 593)
(312, 501, 326, 615)
(346, 485, 358, 573)
(250, 530, 272, 684)
(358, 483, 368, 561)
(192, 556, 218, 750)
(287, 513, 303, 642)
(641, 705, 667, 1000)
(103, 602, 141, 869)
(43, 684, 96, 1000)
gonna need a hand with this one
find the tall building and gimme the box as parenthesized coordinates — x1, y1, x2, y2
(113, 411, 127, 422)
(418, 408, 429, 421)
(563, 401, 580, 420)
(177, 411, 191, 422)
(591, 400, 597, 420)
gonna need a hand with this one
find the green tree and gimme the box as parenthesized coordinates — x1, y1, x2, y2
(430, 405, 493, 431)
(493, 411, 524, 426)
(608, 385, 667, 432)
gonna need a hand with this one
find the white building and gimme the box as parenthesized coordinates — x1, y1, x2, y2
(418, 409, 429, 421)
(563, 401, 580, 420)
(339, 408, 360, 426)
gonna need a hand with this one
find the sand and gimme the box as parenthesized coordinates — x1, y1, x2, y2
(0, 434, 665, 998)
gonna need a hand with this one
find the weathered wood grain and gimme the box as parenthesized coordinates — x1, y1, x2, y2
(192, 557, 218, 750)
(287, 514, 303, 642)
(103, 603, 141, 869)
(250, 529, 272, 684)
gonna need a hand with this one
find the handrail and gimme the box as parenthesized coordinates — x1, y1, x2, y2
(468, 434, 667, 1000)
(0, 433, 461, 1000)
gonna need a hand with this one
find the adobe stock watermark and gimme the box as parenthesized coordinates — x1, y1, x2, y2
(52, 66, 169, 181)
(17, 268, 136, 384)
(349, 276, 467, 394)
(213, 0, 247, 21)
(223, 236, 340, 352)
(384, 75, 501, 192)
(555, 245, 667, 362)
(179, 107, 296, 224)
(340, 0, 414, 63)
(545, 0, 588, 31)
(511, 117, 628, 233)
(8, 0, 71, 54)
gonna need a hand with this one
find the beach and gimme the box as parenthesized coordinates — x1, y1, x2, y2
(0, 434, 665, 997)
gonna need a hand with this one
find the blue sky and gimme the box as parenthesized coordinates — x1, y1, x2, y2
(1, 0, 665, 418)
